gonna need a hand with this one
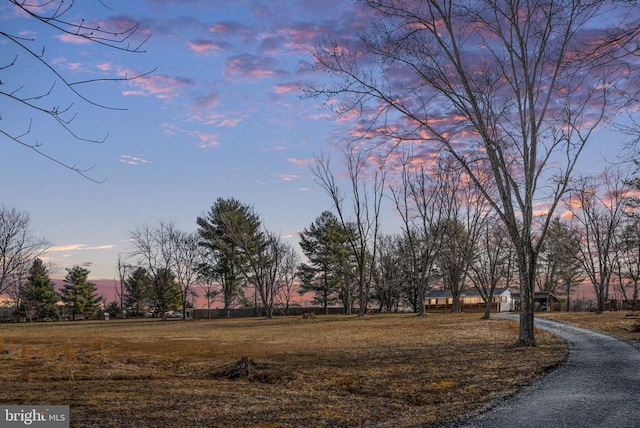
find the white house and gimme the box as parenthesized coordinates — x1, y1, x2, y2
(425, 287, 515, 312)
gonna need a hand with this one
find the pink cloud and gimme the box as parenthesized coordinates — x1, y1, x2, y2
(197, 132, 220, 148)
(187, 39, 232, 54)
(54, 16, 147, 46)
(287, 157, 314, 166)
(120, 155, 151, 165)
(122, 72, 193, 99)
(67, 62, 84, 71)
(225, 54, 280, 79)
(161, 123, 178, 135)
(102, 15, 142, 34)
(192, 93, 220, 110)
(55, 33, 92, 44)
(96, 62, 112, 71)
(47, 244, 115, 252)
(209, 21, 251, 35)
(275, 173, 298, 182)
(218, 118, 242, 127)
(160, 124, 221, 147)
(273, 82, 300, 94)
(189, 112, 242, 127)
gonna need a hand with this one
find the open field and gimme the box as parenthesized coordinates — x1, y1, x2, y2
(0, 313, 565, 427)
(540, 311, 640, 342)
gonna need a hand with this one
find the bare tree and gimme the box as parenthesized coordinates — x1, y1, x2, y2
(0, 207, 49, 300)
(372, 233, 403, 312)
(468, 217, 515, 319)
(275, 243, 299, 315)
(170, 229, 203, 319)
(309, 0, 638, 345)
(312, 145, 386, 316)
(536, 217, 583, 311)
(128, 221, 180, 320)
(433, 158, 490, 313)
(2, 1, 152, 180)
(196, 263, 220, 319)
(219, 205, 290, 319)
(4, 258, 31, 322)
(389, 155, 444, 316)
(566, 168, 631, 314)
(113, 254, 130, 318)
(612, 217, 640, 311)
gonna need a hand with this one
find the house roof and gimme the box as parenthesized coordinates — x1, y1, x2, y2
(425, 287, 511, 299)
(511, 292, 561, 302)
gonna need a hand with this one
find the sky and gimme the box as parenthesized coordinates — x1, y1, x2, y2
(0, 0, 631, 288)
(0, 0, 375, 282)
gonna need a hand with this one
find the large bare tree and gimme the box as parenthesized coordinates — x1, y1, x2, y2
(389, 154, 445, 316)
(565, 168, 631, 314)
(309, 0, 639, 345)
(2, 0, 151, 180)
(433, 158, 490, 312)
(312, 145, 386, 316)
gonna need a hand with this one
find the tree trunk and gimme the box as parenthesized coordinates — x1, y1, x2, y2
(596, 286, 605, 314)
(452, 296, 460, 313)
(516, 254, 536, 346)
(357, 279, 367, 317)
(482, 290, 495, 320)
(482, 302, 491, 320)
(417, 281, 426, 317)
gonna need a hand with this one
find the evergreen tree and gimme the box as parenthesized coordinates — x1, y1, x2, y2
(125, 266, 153, 317)
(60, 266, 101, 320)
(197, 198, 251, 311)
(149, 267, 181, 317)
(298, 211, 353, 314)
(20, 258, 59, 321)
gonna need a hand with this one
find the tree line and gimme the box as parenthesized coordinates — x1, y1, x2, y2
(2, 159, 640, 322)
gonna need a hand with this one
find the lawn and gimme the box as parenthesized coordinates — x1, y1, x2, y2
(540, 310, 640, 342)
(0, 313, 565, 427)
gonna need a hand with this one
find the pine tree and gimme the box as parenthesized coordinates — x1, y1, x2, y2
(60, 266, 101, 320)
(298, 211, 353, 314)
(125, 266, 153, 317)
(150, 267, 181, 317)
(20, 258, 59, 321)
(196, 198, 251, 310)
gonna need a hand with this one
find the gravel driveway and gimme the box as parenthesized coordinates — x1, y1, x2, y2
(444, 315, 640, 428)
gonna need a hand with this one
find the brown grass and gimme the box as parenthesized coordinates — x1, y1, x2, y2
(540, 311, 640, 342)
(0, 313, 565, 427)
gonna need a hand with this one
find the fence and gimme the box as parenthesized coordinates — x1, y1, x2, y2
(192, 306, 349, 319)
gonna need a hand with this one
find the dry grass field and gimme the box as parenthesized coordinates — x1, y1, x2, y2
(0, 313, 565, 427)
(540, 311, 640, 342)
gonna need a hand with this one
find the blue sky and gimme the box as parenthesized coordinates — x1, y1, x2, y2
(1, 0, 629, 281)
(1, 0, 371, 279)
